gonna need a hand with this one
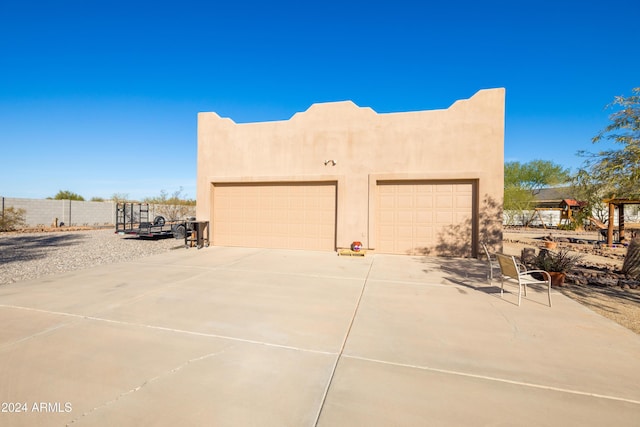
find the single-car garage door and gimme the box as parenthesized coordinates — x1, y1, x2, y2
(212, 182, 336, 251)
(375, 180, 475, 256)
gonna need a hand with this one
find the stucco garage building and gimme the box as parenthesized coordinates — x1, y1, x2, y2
(196, 88, 504, 257)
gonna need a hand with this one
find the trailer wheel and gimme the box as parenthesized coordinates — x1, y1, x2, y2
(173, 224, 186, 239)
(153, 216, 166, 226)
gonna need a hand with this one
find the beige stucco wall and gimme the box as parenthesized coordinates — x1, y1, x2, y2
(197, 88, 505, 255)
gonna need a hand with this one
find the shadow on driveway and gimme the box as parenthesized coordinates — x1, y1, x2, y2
(0, 233, 87, 265)
(428, 257, 509, 299)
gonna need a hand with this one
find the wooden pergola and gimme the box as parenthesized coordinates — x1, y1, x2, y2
(604, 198, 640, 246)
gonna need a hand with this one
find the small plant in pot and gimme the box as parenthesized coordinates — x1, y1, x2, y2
(533, 248, 584, 287)
(543, 234, 558, 250)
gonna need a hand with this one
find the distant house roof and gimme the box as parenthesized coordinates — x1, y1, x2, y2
(534, 186, 575, 202)
(562, 198, 580, 207)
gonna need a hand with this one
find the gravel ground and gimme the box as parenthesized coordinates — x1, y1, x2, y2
(503, 230, 639, 334)
(0, 229, 184, 285)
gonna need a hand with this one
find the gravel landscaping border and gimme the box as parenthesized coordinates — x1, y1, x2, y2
(0, 229, 184, 285)
(503, 231, 639, 334)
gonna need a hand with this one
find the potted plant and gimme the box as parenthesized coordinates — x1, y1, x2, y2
(533, 248, 584, 287)
(543, 234, 558, 250)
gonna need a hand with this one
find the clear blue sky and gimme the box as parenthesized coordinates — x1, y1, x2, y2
(1, 0, 638, 201)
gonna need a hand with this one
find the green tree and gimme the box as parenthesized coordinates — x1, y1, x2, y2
(578, 87, 640, 199)
(503, 186, 533, 225)
(50, 190, 85, 201)
(580, 88, 640, 274)
(571, 169, 609, 226)
(504, 160, 571, 226)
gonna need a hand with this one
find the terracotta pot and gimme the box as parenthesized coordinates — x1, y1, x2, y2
(544, 241, 558, 250)
(549, 272, 566, 287)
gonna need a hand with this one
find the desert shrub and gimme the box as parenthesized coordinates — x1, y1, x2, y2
(0, 206, 27, 231)
(533, 248, 584, 273)
(557, 222, 577, 231)
(144, 188, 196, 220)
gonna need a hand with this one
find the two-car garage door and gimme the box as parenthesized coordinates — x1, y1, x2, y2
(212, 182, 336, 251)
(375, 181, 474, 256)
(211, 180, 474, 255)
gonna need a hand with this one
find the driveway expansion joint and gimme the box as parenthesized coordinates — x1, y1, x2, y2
(313, 257, 375, 426)
(0, 303, 337, 356)
(342, 354, 640, 406)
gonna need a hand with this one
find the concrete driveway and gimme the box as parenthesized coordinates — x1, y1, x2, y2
(1, 247, 639, 426)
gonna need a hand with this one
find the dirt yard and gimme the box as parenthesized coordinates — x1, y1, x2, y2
(503, 229, 640, 334)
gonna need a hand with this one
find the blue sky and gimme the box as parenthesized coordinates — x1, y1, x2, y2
(1, 0, 638, 201)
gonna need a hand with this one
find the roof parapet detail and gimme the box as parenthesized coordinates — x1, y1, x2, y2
(289, 100, 377, 121)
(198, 111, 237, 125)
(200, 88, 505, 125)
(448, 88, 506, 110)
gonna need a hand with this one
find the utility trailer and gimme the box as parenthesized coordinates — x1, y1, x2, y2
(115, 202, 210, 248)
(115, 202, 176, 238)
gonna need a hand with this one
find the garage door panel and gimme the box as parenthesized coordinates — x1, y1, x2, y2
(244, 196, 259, 210)
(376, 181, 474, 256)
(415, 211, 432, 223)
(415, 194, 432, 208)
(436, 195, 453, 207)
(414, 226, 432, 239)
(306, 197, 320, 209)
(290, 214, 305, 225)
(319, 224, 335, 235)
(272, 223, 288, 235)
(305, 211, 322, 223)
(436, 211, 454, 224)
(213, 183, 336, 251)
(273, 198, 288, 210)
(456, 212, 472, 224)
(272, 236, 286, 248)
(397, 195, 413, 208)
(397, 225, 413, 239)
(397, 210, 413, 223)
(289, 223, 304, 234)
(304, 224, 319, 236)
(244, 222, 258, 235)
(379, 224, 394, 235)
(436, 184, 453, 192)
(290, 198, 305, 210)
(457, 197, 472, 208)
(244, 209, 258, 221)
(379, 211, 395, 223)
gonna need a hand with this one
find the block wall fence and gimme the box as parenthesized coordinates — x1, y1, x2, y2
(1, 197, 195, 228)
(1, 197, 115, 227)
